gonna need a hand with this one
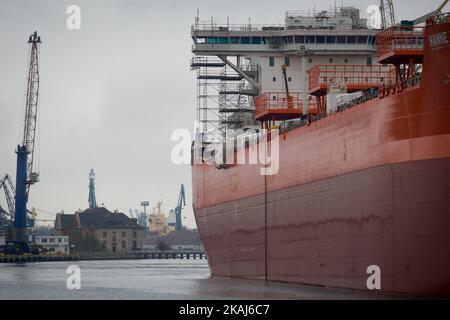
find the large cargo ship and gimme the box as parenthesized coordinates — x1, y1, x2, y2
(190, 5, 450, 296)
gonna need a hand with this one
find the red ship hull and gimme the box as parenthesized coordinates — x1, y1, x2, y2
(192, 17, 450, 295)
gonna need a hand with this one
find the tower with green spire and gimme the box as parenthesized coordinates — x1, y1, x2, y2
(88, 169, 97, 209)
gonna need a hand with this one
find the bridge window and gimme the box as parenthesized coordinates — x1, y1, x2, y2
(326, 36, 336, 44)
(230, 37, 240, 44)
(337, 36, 346, 44)
(283, 36, 293, 44)
(357, 36, 368, 44)
(317, 36, 325, 44)
(306, 36, 315, 44)
(206, 37, 217, 44)
(347, 36, 356, 44)
(269, 56, 275, 67)
(241, 37, 251, 44)
(295, 36, 305, 44)
(251, 37, 262, 44)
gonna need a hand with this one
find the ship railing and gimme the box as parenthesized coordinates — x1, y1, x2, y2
(376, 26, 425, 60)
(307, 64, 396, 95)
(190, 56, 226, 69)
(378, 73, 422, 98)
(192, 23, 285, 32)
(336, 87, 379, 112)
(255, 92, 318, 117)
(285, 9, 340, 18)
(196, 68, 242, 80)
(240, 63, 260, 72)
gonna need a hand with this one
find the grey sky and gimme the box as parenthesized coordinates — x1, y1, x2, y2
(0, 0, 447, 228)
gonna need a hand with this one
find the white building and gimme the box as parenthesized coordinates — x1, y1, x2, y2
(35, 236, 70, 255)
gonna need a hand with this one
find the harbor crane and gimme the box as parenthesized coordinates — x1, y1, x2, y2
(380, 0, 396, 29)
(174, 184, 186, 231)
(4, 31, 42, 252)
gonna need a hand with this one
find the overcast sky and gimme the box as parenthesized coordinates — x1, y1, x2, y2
(0, 0, 447, 228)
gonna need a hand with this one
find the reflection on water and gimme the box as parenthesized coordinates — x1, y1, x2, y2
(0, 259, 392, 300)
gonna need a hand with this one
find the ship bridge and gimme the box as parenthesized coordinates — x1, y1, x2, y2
(192, 25, 378, 56)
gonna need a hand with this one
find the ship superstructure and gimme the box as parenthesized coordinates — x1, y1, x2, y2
(191, 6, 381, 141)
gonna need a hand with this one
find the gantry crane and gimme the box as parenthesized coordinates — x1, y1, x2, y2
(174, 184, 186, 231)
(4, 31, 42, 251)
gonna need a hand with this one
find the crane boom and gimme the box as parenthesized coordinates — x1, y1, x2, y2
(413, 0, 449, 25)
(380, 0, 396, 29)
(23, 31, 41, 194)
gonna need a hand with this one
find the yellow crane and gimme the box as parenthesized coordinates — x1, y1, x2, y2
(281, 64, 294, 109)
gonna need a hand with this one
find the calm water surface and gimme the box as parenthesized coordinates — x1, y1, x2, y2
(0, 259, 395, 299)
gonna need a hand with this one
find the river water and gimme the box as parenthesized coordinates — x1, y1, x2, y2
(0, 259, 393, 299)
